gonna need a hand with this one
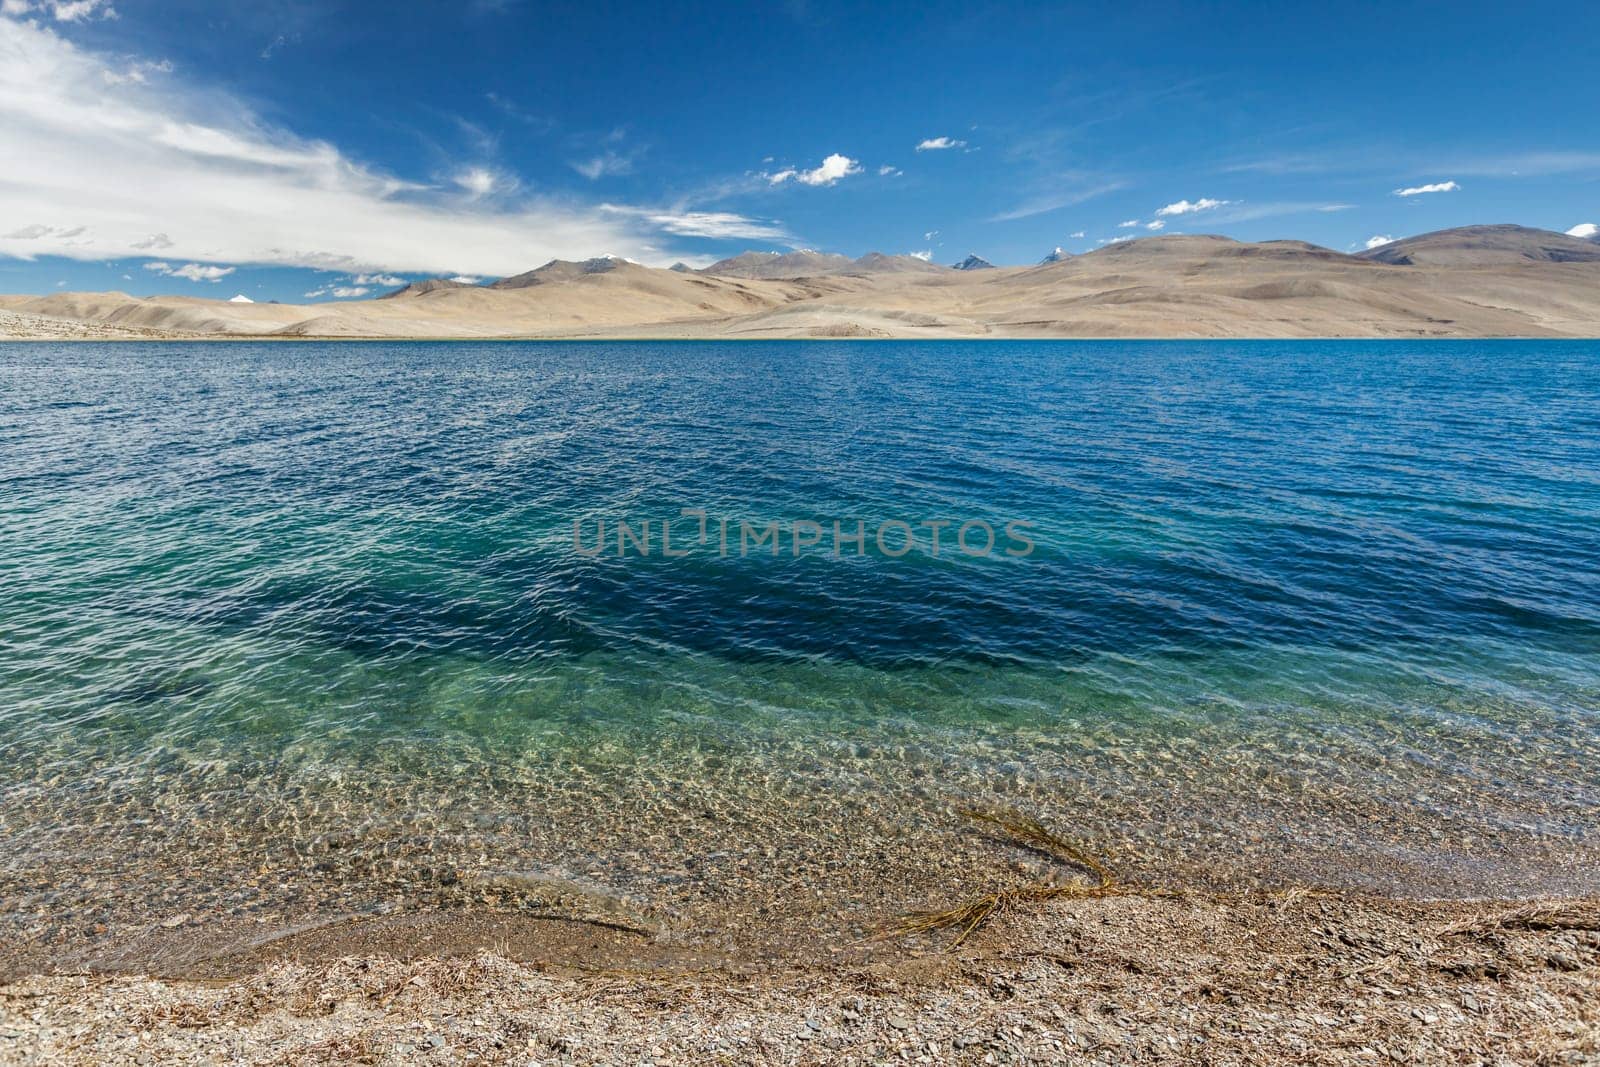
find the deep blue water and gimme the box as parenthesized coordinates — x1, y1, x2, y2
(2, 339, 1598, 922)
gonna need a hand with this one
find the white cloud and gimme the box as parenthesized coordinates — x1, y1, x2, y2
(1098, 235, 1134, 245)
(1116, 219, 1139, 228)
(3, 0, 116, 21)
(1145, 220, 1165, 231)
(915, 136, 966, 152)
(1565, 222, 1597, 239)
(597, 205, 792, 241)
(141, 260, 233, 282)
(1155, 198, 1231, 217)
(353, 272, 405, 286)
(1365, 234, 1395, 249)
(4, 223, 54, 239)
(1394, 180, 1458, 197)
(174, 263, 234, 281)
(329, 286, 369, 298)
(0, 18, 735, 275)
(877, 164, 899, 176)
(448, 275, 480, 284)
(907, 249, 932, 261)
(774, 153, 861, 187)
(452, 166, 520, 198)
(1068, 230, 1085, 238)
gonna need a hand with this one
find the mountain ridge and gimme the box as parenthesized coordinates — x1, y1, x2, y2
(6, 226, 1600, 340)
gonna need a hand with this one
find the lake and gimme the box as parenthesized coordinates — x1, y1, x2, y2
(2, 339, 1597, 968)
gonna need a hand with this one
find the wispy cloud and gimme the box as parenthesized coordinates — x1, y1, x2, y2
(1155, 197, 1231, 217)
(907, 249, 932, 261)
(1394, 180, 1458, 197)
(1145, 220, 1165, 231)
(1210, 201, 1352, 223)
(100, 57, 170, 85)
(571, 151, 633, 180)
(1216, 153, 1333, 176)
(483, 92, 554, 133)
(1364, 234, 1395, 249)
(0, 18, 739, 274)
(915, 136, 966, 152)
(1446, 152, 1600, 177)
(1116, 219, 1139, 228)
(597, 206, 793, 241)
(988, 180, 1123, 222)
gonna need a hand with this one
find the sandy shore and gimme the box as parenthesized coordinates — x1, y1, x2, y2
(2, 889, 1595, 1065)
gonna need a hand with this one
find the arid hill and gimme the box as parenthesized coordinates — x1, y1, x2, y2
(3, 225, 1599, 339)
(700, 250, 947, 279)
(1359, 224, 1600, 266)
(380, 278, 474, 299)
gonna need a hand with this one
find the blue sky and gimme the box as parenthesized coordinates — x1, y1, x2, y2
(2, 0, 1597, 302)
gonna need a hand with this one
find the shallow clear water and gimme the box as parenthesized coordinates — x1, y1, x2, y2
(2, 340, 1598, 963)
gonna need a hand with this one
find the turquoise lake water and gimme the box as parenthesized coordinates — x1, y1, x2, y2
(2, 340, 1598, 959)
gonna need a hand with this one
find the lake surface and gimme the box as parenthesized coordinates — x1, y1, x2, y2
(2, 340, 1598, 967)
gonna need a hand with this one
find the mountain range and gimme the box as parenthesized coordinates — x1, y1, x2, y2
(4, 225, 1600, 340)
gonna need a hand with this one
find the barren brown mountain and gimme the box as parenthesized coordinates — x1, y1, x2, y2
(4, 225, 1598, 340)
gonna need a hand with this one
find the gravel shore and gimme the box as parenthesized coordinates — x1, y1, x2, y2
(3, 890, 1595, 1065)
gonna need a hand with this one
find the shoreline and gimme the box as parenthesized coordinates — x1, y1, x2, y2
(4, 318, 1600, 344)
(6, 305, 1600, 344)
(4, 887, 1595, 1065)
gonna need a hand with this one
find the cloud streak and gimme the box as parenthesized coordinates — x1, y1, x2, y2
(988, 181, 1124, 223)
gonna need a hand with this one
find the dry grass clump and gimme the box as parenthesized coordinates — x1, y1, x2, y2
(874, 809, 1117, 948)
(1439, 900, 1600, 937)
